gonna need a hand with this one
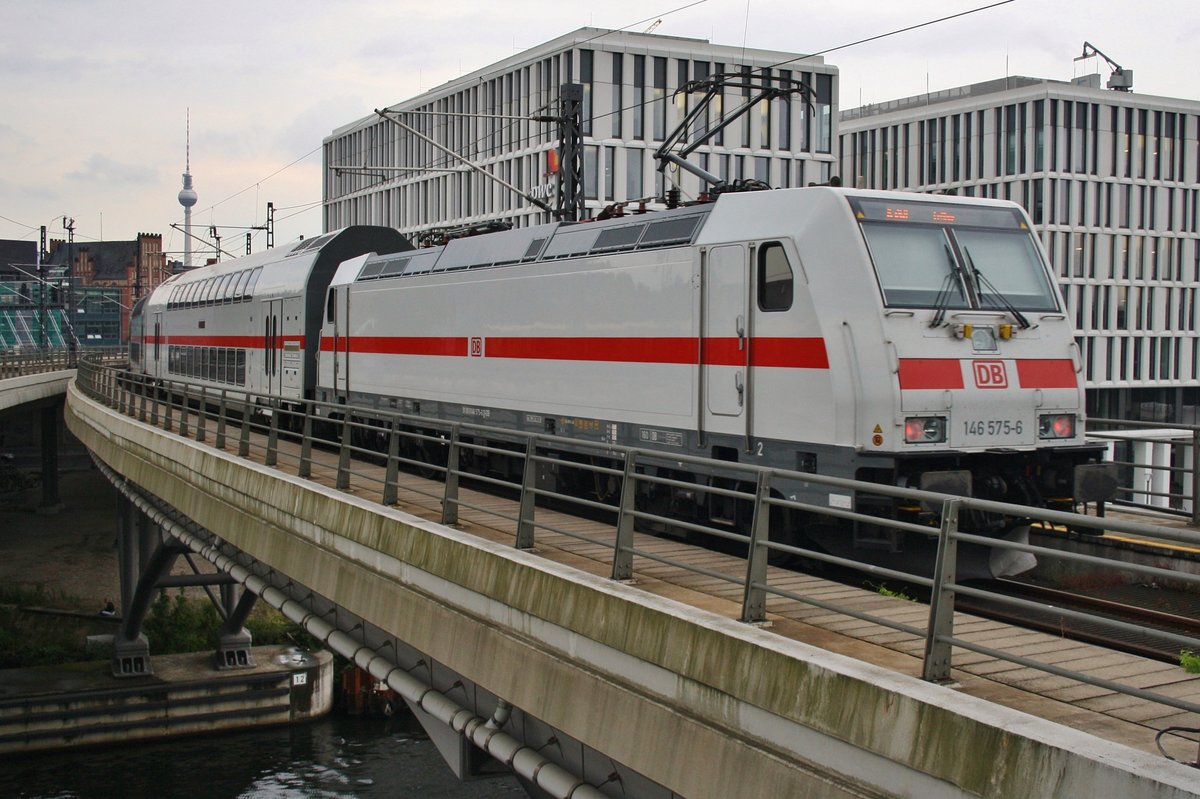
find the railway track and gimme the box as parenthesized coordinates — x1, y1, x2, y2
(957, 578, 1200, 663)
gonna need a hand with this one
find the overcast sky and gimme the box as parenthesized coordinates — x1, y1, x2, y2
(1, 0, 1196, 260)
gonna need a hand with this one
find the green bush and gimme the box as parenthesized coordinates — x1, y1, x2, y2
(1181, 649, 1200, 674)
(143, 590, 222, 654)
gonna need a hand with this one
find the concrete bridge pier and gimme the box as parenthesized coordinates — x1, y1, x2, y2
(111, 492, 258, 677)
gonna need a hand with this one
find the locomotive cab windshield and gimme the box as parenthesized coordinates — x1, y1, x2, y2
(850, 196, 1060, 326)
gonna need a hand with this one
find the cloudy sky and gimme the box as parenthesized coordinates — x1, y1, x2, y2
(1, 0, 1195, 260)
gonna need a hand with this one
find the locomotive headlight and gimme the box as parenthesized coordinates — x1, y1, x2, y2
(904, 416, 947, 444)
(1038, 413, 1076, 439)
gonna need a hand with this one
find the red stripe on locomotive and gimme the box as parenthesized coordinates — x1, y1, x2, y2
(1016, 359, 1076, 389)
(897, 359, 964, 389)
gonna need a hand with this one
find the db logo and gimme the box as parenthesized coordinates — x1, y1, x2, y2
(973, 360, 1007, 389)
(469, 337, 484, 357)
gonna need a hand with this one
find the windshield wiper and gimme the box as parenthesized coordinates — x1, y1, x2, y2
(963, 247, 1031, 329)
(929, 243, 965, 328)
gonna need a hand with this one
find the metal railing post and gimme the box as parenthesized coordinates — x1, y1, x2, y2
(922, 498, 962, 683)
(137, 376, 148, 422)
(149, 381, 160, 427)
(611, 451, 638, 581)
(265, 405, 280, 467)
(237, 406, 252, 457)
(441, 425, 461, 526)
(740, 472, 772, 624)
(177, 385, 189, 438)
(515, 435, 539, 550)
(336, 413, 353, 490)
(215, 391, 228, 450)
(298, 403, 314, 479)
(1191, 430, 1200, 526)
(382, 415, 400, 505)
(195, 387, 207, 443)
(162, 382, 174, 432)
(116, 373, 128, 416)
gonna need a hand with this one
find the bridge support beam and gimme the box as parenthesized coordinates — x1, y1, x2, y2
(215, 589, 258, 670)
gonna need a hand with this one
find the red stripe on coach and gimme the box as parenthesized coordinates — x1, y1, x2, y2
(157, 335, 276, 348)
(897, 359, 964, 390)
(1016, 359, 1076, 388)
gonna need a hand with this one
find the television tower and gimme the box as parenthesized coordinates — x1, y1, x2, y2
(177, 109, 198, 268)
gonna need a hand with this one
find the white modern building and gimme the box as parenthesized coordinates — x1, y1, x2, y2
(322, 28, 838, 236)
(839, 74, 1200, 420)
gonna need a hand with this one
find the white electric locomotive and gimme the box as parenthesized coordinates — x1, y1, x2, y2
(131, 187, 1114, 574)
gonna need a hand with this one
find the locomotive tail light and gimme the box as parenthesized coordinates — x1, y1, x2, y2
(1038, 413, 1076, 439)
(953, 323, 971, 339)
(904, 416, 947, 444)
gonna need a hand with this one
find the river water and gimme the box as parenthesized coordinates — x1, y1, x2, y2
(1, 713, 526, 798)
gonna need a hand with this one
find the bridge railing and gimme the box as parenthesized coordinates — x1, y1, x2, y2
(1088, 417, 1200, 525)
(74, 360, 1200, 755)
(0, 346, 126, 379)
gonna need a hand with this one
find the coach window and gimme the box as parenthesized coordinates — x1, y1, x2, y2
(757, 242, 793, 311)
(231, 270, 251, 301)
(243, 267, 263, 301)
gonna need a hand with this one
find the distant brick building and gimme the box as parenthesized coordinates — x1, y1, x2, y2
(45, 233, 169, 343)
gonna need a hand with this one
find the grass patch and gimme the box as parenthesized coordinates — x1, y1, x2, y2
(867, 582, 915, 602)
(0, 583, 88, 612)
(1181, 649, 1200, 674)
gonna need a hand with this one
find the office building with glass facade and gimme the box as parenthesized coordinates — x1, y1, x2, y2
(322, 28, 838, 236)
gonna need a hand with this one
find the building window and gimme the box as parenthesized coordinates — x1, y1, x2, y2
(778, 69, 791, 150)
(1005, 104, 1017, 176)
(633, 55, 645, 140)
(584, 146, 598, 200)
(740, 65, 752, 148)
(627, 149, 643, 200)
(604, 146, 615, 200)
(711, 61, 725, 146)
(676, 59, 689, 141)
(611, 54, 623, 138)
(580, 49, 593, 136)
(758, 68, 772, 150)
(653, 56, 667, 141)
(815, 73, 832, 153)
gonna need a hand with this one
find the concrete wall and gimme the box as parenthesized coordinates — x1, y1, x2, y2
(0, 648, 332, 754)
(0, 370, 73, 413)
(65, 383, 1200, 799)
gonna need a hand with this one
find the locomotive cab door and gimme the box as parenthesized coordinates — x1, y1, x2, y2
(331, 285, 350, 401)
(702, 244, 750, 429)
